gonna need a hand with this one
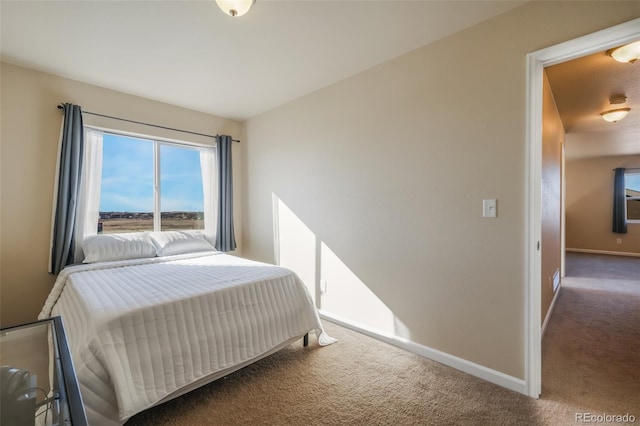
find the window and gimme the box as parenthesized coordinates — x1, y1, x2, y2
(159, 144, 205, 231)
(626, 171, 640, 223)
(97, 131, 211, 234)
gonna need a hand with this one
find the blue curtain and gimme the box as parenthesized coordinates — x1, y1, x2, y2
(50, 103, 84, 274)
(612, 168, 627, 234)
(215, 135, 236, 251)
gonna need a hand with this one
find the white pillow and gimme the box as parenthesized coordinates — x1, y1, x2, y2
(149, 230, 216, 257)
(82, 232, 157, 263)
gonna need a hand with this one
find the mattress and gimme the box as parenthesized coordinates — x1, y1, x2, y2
(39, 251, 334, 425)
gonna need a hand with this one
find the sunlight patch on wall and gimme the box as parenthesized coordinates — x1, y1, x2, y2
(272, 194, 317, 303)
(320, 242, 395, 334)
(272, 194, 399, 335)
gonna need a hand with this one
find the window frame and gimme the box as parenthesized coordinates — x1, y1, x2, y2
(88, 125, 215, 234)
(625, 170, 640, 224)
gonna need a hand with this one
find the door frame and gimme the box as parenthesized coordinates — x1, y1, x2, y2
(525, 17, 640, 398)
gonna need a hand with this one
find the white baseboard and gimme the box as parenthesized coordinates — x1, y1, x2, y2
(319, 310, 527, 396)
(566, 248, 640, 258)
(542, 281, 562, 337)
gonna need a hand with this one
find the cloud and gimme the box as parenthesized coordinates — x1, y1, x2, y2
(160, 195, 204, 212)
(100, 193, 154, 212)
(627, 174, 640, 192)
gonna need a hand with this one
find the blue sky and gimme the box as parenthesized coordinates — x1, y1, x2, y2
(627, 174, 640, 192)
(100, 134, 204, 212)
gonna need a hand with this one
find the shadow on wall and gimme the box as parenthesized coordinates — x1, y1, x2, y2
(272, 194, 410, 337)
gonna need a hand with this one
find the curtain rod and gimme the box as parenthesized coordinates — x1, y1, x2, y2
(613, 167, 640, 171)
(57, 104, 239, 143)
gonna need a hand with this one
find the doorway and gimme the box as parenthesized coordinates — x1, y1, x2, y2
(525, 17, 640, 398)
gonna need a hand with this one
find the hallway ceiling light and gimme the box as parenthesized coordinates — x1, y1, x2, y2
(601, 108, 631, 123)
(607, 40, 640, 63)
(215, 0, 255, 17)
(601, 95, 630, 123)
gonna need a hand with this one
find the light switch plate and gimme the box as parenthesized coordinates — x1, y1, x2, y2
(483, 199, 497, 218)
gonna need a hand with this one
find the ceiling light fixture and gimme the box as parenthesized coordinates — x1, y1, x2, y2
(601, 95, 631, 123)
(601, 108, 631, 123)
(607, 40, 640, 63)
(215, 0, 255, 17)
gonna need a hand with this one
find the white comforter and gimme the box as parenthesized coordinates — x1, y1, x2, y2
(39, 252, 334, 425)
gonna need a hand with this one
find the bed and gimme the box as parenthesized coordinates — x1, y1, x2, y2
(38, 231, 335, 425)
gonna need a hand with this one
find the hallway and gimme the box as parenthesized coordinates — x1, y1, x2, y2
(541, 252, 640, 418)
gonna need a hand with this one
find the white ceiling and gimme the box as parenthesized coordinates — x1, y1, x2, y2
(0, 0, 526, 121)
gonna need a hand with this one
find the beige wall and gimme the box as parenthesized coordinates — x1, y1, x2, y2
(243, 2, 640, 379)
(541, 72, 564, 324)
(566, 155, 640, 255)
(0, 63, 243, 327)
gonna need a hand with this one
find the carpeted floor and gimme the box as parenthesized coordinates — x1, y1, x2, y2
(126, 253, 639, 425)
(541, 253, 640, 420)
